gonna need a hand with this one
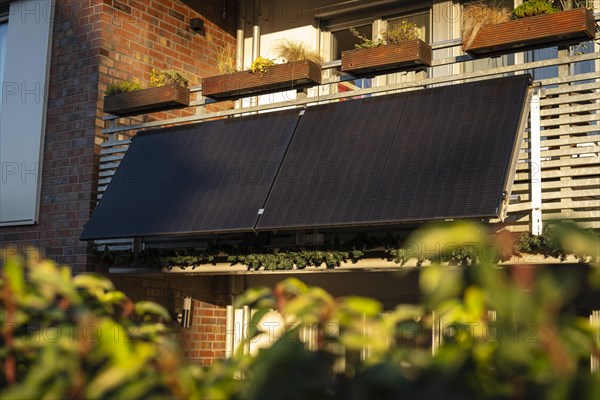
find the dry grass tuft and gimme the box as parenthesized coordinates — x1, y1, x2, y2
(462, 2, 511, 47)
(216, 44, 237, 75)
(274, 39, 324, 64)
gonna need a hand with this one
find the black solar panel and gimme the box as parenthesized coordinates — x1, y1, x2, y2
(80, 110, 301, 239)
(256, 94, 408, 230)
(81, 75, 530, 240)
(369, 75, 530, 222)
(257, 75, 530, 230)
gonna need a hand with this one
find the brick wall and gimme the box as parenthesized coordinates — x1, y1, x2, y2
(0, 1, 104, 272)
(113, 273, 229, 365)
(0, 0, 236, 272)
(181, 300, 227, 365)
(97, 0, 236, 124)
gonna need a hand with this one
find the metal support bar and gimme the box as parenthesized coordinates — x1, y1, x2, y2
(242, 305, 251, 356)
(530, 87, 543, 236)
(225, 305, 234, 359)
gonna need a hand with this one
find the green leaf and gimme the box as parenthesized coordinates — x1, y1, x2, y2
(134, 301, 171, 321)
(73, 273, 115, 292)
(341, 297, 382, 318)
(234, 286, 275, 309)
(4, 255, 25, 296)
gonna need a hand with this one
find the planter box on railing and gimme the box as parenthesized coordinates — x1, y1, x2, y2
(104, 85, 190, 116)
(341, 40, 432, 76)
(463, 8, 596, 57)
(202, 60, 322, 101)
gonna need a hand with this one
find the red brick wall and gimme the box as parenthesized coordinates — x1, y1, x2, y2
(97, 0, 236, 124)
(0, 0, 236, 272)
(113, 274, 228, 365)
(181, 300, 227, 365)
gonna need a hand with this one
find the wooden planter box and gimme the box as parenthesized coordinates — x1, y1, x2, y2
(341, 40, 432, 76)
(104, 85, 190, 116)
(463, 8, 596, 57)
(202, 60, 322, 101)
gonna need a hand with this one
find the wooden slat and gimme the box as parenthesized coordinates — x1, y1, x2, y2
(100, 139, 132, 148)
(515, 166, 600, 181)
(544, 82, 599, 96)
(540, 114, 599, 127)
(540, 103, 600, 117)
(99, 154, 125, 163)
(541, 92, 599, 106)
(539, 125, 598, 138)
(540, 135, 599, 148)
(99, 162, 122, 171)
(512, 178, 600, 191)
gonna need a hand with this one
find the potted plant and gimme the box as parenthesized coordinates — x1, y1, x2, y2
(341, 20, 433, 76)
(462, 0, 595, 57)
(103, 69, 190, 116)
(202, 40, 322, 101)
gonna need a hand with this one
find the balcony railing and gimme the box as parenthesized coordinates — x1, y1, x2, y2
(99, 21, 600, 247)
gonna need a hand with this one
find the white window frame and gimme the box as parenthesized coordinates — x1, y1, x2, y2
(0, 0, 55, 226)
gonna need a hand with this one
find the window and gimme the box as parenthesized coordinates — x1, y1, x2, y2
(0, 1, 55, 226)
(331, 24, 373, 91)
(387, 10, 430, 43)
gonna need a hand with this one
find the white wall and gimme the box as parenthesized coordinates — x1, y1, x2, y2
(0, 0, 55, 226)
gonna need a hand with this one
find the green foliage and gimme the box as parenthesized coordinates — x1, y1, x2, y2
(0, 252, 215, 399)
(232, 223, 600, 399)
(2, 221, 599, 399)
(249, 57, 275, 76)
(350, 20, 422, 50)
(95, 223, 597, 271)
(382, 20, 422, 43)
(350, 27, 384, 49)
(94, 247, 216, 269)
(228, 249, 364, 270)
(105, 81, 141, 95)
(149, 68, 189, 88)
(516, 222, 599, 261)
(513, 0, 558, 19)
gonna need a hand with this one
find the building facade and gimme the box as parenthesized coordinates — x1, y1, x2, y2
(1, 0, 599, 365)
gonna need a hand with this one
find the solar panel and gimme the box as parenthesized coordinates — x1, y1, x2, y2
(256, 93, 409, 230)
(80, 109, 301, 240)
(82, 75, 530, 240)
(369, 75, 530, 222)
(257, 75, 530, 230)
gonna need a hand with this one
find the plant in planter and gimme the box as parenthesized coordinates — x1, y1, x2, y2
(249, 56, 275, 76)
(216, 44, 237, 75)
(273, 39, 324, 64)
(462, 0, 596, 57)
(341, 20, 433, 76)
(202, 41, 322, 101)
(106, 81, 142, 95)
(104, 68, 191, 117)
